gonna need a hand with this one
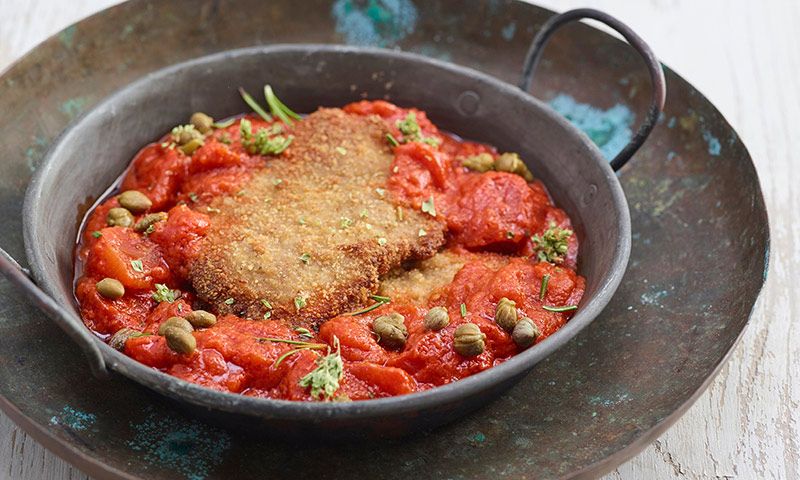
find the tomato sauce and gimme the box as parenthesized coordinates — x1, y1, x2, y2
(74, 100, 584, 401)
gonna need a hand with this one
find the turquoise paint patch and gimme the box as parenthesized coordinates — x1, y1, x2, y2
(702, 128, 721, 156)
(128, 411, 231, 480)
(331, 0, 418, 47)
(58, 25, 77, 49)
(548, 94, 635, 161)
(49, 405, 96, 431)
(60, 96, 88, 119)
(25, 135, 49, 172)
(667, 116, 676, 129)
(471, 431, 486, 443)
(501, 21, 516, 41)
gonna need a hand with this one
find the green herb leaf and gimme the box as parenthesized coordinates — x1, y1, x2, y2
(340, 217, 353, 229)
(299, 253, 311, 264)
(418, 228, 427, 237)
(261, 299, 272, 309)
(370, 294, 391, 303)
(506, 231, 515, 239)
(224, 297, 235, 305)
(238, 87, 272, 122)
(212, 118, 236, 129)
(264, 85, 302, 125)
(218, 132, 232, 145)
(295, 295, 307, 311)
(460, 303, 467, 317)
(295, 327, 313, 339)
(542, 304, 578, 312)
(298, 336, 344, 400)
(335, 146, 347, 155)
(130, 259, 144, 273)
(539, 274, 550, 301)
(152, 284, 178, 303)
(532, 222, 572, 264)
(188, 192, 199, 203)
(91, 231, 102, 238)
(386, 133, 400, 147)
(377, 237, 387, 246)
(421, 195, 436, 217)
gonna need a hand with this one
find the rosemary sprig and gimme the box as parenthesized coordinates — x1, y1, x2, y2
(298, 336, 343, 400)
(539, 274, 550, 301)
(542, 305, 578, 312)
(348, 294, 391, 316)
(264, 85, 302, 125)
(238, 87, 272, 122)
(212, 118, 236, 129)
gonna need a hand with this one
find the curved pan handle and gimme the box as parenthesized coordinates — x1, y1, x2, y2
(518, 8, 667, 172)
(0, 248, 109, 379)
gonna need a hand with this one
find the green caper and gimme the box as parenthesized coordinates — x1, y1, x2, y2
(190, 112, 214, 134)
(453, 323, 486, 357)
(96, 278, 124, 299)
(118, 190, 152, 213)
(373, 313, 408, 349)
(494, 297, 518, 332)
(179, 138, 204, 155)
(164, 326, 196, 354)
(496, 153, 534, 182)
(108, 327, 143, 351)
(106, 207, 134, 227)
(134, 212, 168, 233)
(512, 317, 540, 348)
(158, 316, 194, 335)
(461, 153, 495, 172)
(185, 310, 217, 328)
(424, 306, 450, 331)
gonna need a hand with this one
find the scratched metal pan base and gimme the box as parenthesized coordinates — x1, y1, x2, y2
(0, 1, 768, 479)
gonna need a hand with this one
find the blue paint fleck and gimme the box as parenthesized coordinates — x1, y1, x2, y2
(471, 431, 486, 443)
(331, 0, 418, 47)
(501, 21, 516, 41)
(59, 96, 88, 119)
(25, 135, 49, 172)
(128, 411, 231, 480)
(589, 391, 631, 407)
(667, 116, 676, 129)
(548, 94, 635, 161)
(49, 406, 96, 431)
(58, 25, 77, 49)
(702, 128, 721, 156)
(640, 289, 669, 306)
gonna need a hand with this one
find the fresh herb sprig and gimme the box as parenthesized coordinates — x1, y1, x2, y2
(532, 222, 572, 264)
(539, 274, 551, 301)
(238, 87, 272, 122)
(395, 112, 441, 146)
(348, 294, 391, 316)
(152, 283, 178, 303)
(542, 305, 578, 312)
(265, 85, 302, 125)
(298, 336, 344, 400)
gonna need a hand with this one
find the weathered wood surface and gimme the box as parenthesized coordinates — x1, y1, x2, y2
(0, 0, 793, 478)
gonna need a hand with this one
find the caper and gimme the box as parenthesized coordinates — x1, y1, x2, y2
(158, 316, 194, 335)
(461, 153, 495, 172)
(106, 207, 134, 227)
(190, 112, 214, 134)
(179, 138, 204, 155)
(494, 297, 518, 332)
(108, 327, 141, 351)
(424, 306, 450, 331)
(373, 313, 408, 349)
(118, 190, 152, 213)
(453, 323, 486, 357)
(134, 212, 168, 233)
(96, 278, 124, 299)
(185, 310, 217, 328)
(512, 317, 540, 348)
(164, 326, 196, 354)
(496, 153, 534, 182)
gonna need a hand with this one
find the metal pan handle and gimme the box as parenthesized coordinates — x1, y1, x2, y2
(0, 247, 109, 379)
(518, 8, 667, 172)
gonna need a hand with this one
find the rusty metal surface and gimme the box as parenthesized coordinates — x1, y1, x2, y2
(0, 1, 768, 479)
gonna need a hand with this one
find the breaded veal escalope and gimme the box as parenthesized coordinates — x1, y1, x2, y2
(190, 108, 446, 325)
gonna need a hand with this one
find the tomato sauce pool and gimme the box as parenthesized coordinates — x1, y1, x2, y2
(74, 99, 585, 402)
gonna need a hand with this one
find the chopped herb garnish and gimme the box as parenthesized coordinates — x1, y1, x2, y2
(144, 224, 155, 235)
(238, 87, 272, 122)
(272, 179, 283, 186)
(91, 231, 102, 238)
(294, 295, 307, 311)
(298, 217, 306, 225)
(422, 136, 442, 146)
(263, 311, 272, 320)
(152, 284, 178, 303)
(506, 231, 515, 239)
(532, 222, 572, 263)
(335, 146, 347, 155)
(340, 217, 353, 229)
(212, 118, 236, 129)
(224, 297, 235, 305)
(460, 303, 468, 317)
(539, 274, 550, 301)
(377, 237, 387, 246)
(236, 190, 246, 196)
(375, 188, 386, 197)
(395, 112, 439, 145)
(261, 299, 272, 309)
(219, 133, 232, 144)
(264, 85, 302, 125)
(295, 327, 314, 339)
(348, 295, 391, 316)
(360, 209, 369, 219)
(421, 195, 436, 217)
(130, 259, 144, 273)
(299, 252, 311, 264)
(298, 336, 343, 400)
(386, 133, 400, 147)
(370, 294, 391, 303)
(206, 207, 221, 213)
(542, 305, 578, 312)
(188, 192, 199, 203)
(418, 228, 427, 237)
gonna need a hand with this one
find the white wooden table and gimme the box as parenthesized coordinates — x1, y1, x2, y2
(0, 0, 794, 478)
